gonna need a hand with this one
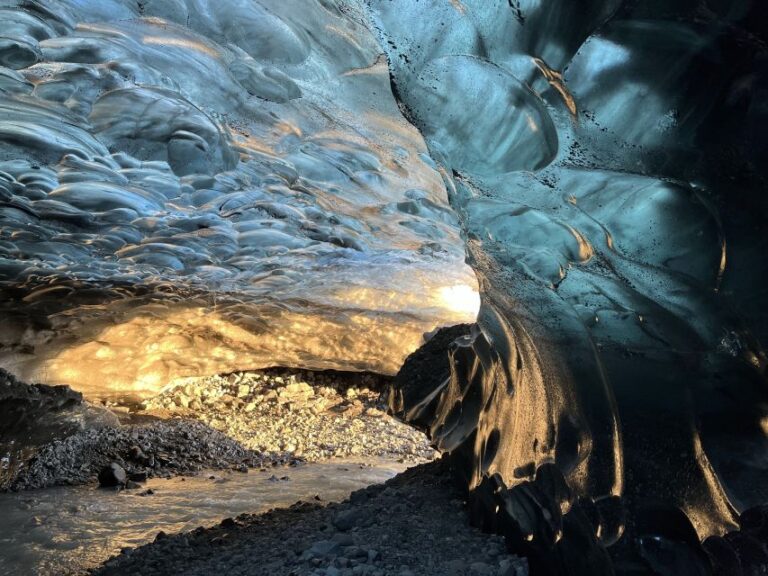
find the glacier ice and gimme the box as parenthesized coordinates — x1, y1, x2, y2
(370, 0, 768, 573)
(0, 0, 478, 398)
(0, 0, 767, 573)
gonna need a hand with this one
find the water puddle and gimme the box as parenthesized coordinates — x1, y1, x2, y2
(0, 459, 409, 575)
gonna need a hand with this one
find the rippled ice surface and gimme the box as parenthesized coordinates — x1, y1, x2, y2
(0, 459, 407, 576)
(0, 0, 478, 400)
(1, 0, 767, 572)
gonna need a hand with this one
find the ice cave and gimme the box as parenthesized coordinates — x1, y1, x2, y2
(0, 0, 766, 574)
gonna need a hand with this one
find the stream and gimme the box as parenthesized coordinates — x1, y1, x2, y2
(0, 459, 408, 576)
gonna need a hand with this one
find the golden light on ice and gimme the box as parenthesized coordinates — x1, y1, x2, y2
(19, 295, 479, 401)
(3, 274, 481, 401)
(438, 284, 481, 317)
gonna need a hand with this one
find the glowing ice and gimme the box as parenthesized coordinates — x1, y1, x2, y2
(1, 0, 767, 573)
(0, 0, 478, 399)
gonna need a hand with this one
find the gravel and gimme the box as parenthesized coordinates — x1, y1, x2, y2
(7, 418, 288, 491)
(141, 368, 436, 462)
(4, 368, 436, 491)
(93, 457, 529, 576)
(0, 368, 118, 490)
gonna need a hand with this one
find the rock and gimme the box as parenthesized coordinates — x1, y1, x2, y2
(129, 445, 146, 461)
(98, 462, 127, 487)
(305, 539, 342, 559)
(350, 489, 368, 505)
(332, 533, 354, 546)
(445, 559, 466, 576)
(344, 546, 368, 559)
(281, 382, 314, 400)
(333, 509, 360, 531)
(469, 561, 492, 574)
(498, 559, 528, 576)
(6, 415, 268, 491)
(237, 384, 250, 398)
(341, 403, 364, 418)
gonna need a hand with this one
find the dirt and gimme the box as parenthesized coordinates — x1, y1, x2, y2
(93, 457, 528, 576)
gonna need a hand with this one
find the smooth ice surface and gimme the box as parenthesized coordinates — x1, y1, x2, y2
(370, 0, 768, 572)
(0, 0, 478, 398)
(398, 55, 558, 175)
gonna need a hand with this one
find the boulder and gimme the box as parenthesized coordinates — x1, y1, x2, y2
(98, 462, 126, 487)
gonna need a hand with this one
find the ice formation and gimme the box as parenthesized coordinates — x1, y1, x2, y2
(0, 0, 478, 399)
(1, 0, 767, 573)
(371, 0, 768, 573)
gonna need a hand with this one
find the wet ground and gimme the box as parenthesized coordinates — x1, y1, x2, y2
(93, 458, 529, 576)
(0, 459, 408, 576)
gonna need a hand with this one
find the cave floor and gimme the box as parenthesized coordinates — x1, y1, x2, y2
(5, 368, 435, 491)
(4, 368, 492, 575)
(1, 368, 528, 576)
(93, 458, 528, 576)
(136, 367, 436, 463)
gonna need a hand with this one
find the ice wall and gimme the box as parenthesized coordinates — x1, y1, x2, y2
(369, 0, 768, 573)
(0, 0, 478, 399)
